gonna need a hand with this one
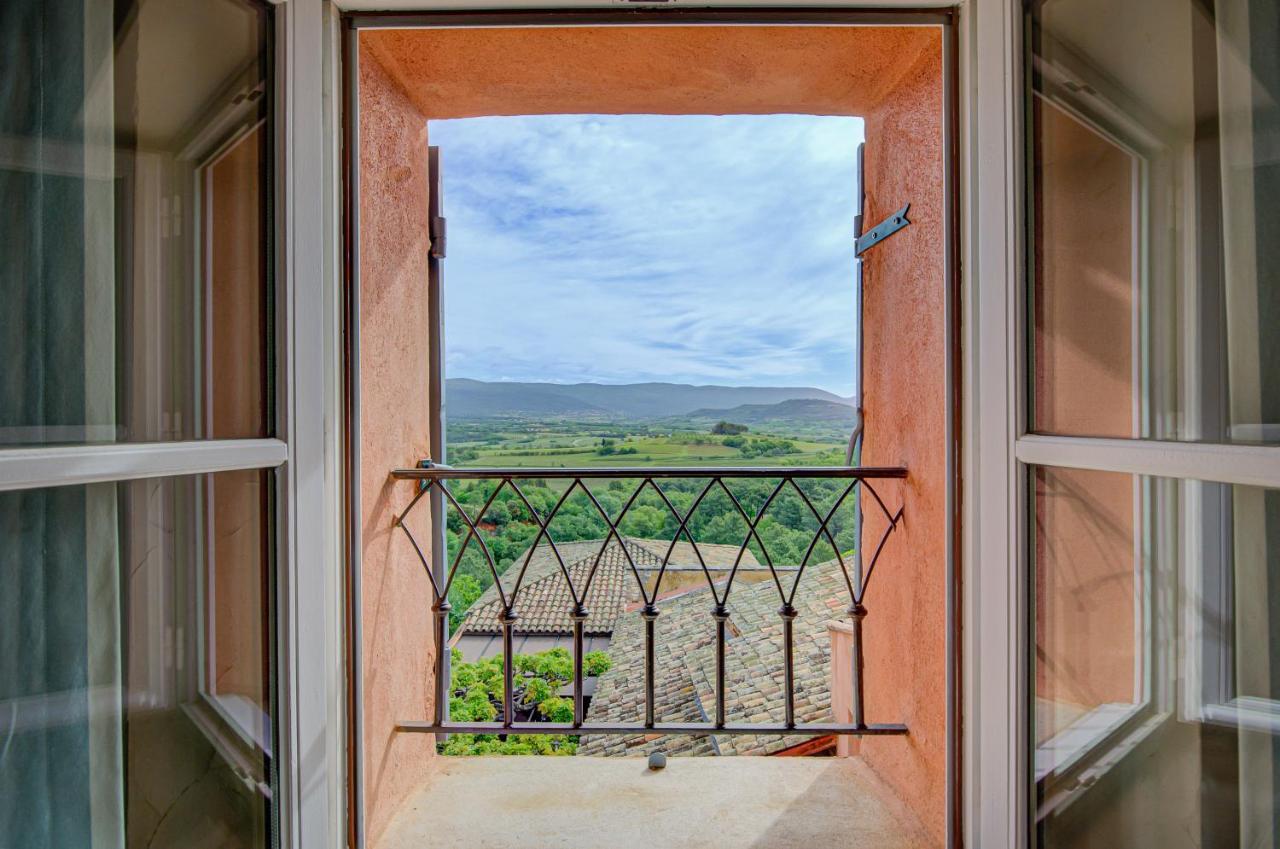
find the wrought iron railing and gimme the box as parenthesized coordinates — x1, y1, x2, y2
(390, 464, 907, 739)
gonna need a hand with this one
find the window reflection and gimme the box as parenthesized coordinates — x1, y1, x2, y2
(1028, 0, 1280, 445)
(1, 472, 273, 849)
(1033, 467, 1143, 757)
(1032, 465, 1280, 849)
(0, 0, 271, 447)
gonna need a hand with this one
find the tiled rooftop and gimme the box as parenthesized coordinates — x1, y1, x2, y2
(579, 555, 848, 757)
(462, 547, 636, 636)
(458, 538, 762, 637)
(460, 539, 660, 636)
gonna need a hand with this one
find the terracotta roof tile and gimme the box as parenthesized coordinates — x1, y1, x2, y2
(460, 539, 661, 636)
(579, 556, 852, 757)
(459, 537, 764, 638)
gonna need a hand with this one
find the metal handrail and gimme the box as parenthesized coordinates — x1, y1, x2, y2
(390, 463, 907, 739)
(392, 464, 907, 479)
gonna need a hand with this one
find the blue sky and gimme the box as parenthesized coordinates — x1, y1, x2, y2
(431, 114, 864, 396)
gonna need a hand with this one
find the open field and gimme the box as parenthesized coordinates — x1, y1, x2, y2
(447, 418, 847, 469)
(438, 414, 861, 632)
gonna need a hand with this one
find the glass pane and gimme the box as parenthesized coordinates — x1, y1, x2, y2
(204, 469, 272, 751)
(0, 471, 275, 847)
(1033, 467, 1144, 751)
(0, 0, 272, 446)
(1031, 465, 1280, 848)
(1028, 0, 1280, 444)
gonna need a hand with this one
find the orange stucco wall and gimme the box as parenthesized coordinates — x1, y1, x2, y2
(362, 26, 936, 120)
(856, 40, 947, 846)
(357, 43, 438, 847)
(359, 24, 947, 847)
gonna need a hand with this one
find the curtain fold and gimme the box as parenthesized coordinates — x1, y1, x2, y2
(0, 1, 114, 846)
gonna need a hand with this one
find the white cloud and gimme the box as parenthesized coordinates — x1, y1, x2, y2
(431, 113, 864, 395)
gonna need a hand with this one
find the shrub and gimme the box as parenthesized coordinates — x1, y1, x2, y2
(440, 647, 612, 756)
(583, 650, 613, 677)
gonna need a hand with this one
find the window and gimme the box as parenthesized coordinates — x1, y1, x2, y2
(0, 1, 281, 846)
(1024, 0, 1280, 845)
(0, 0, 272, 447)
(1032, 467, 1159, 785)
(1028, 0, 1279, 447)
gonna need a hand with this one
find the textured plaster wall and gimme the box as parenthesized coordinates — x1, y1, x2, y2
(856, 38, 948, 847)
(362, 26, 935, 119)
(357, 42, 438, 848)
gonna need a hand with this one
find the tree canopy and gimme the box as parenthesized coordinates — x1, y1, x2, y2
(440, 647, 613, 756)
(444, 476, 859, 629)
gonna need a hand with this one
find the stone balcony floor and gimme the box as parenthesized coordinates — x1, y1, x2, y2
(378, 755, 931, 849)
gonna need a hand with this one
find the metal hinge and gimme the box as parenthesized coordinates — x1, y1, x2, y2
(430, 215, 447, 259)
(855, 203, 911, 256)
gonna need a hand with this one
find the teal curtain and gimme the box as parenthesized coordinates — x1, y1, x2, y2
(0, 0, 94, 845)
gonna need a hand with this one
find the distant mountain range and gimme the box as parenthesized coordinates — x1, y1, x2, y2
(447, 379, 852, 421)
(683, 397, 858, 426)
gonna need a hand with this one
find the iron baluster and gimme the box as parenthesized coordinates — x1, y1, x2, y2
(713, 604, 730, 729)
(572, 604, 588, 728)
(849, 602, 868, 730)
(780, 604, 798, 729)
(433, 600, 451, 727)
(642, 604, 659, 729)
(499, 608, 516, 728)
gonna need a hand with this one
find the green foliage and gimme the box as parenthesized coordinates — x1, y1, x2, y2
(736, 437, 796, 458)
(440, 419, 858, 629)
(711, 421, 749, 435)
(538, 696, 574, 723)
(441, 475, 858, 626)
(447, 574, 484, 630)
(449, 446, 480, 464)
(440, 647, 611, 756)
(596, 438, 638, 457)
(583, 650, 612, 677)
(618, 504, 666, 538)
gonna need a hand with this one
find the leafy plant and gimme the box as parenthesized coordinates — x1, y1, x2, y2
(440, 647, 613, 756)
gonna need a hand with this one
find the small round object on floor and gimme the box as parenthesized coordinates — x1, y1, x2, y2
(648, 751, 667, 771)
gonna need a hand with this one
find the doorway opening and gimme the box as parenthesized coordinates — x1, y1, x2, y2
(346, 12, 954, 849)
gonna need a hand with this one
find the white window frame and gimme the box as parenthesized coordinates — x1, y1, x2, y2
(309, 0, 1279, 846)
(962, 1, 1027, 846)
(1004, 3, 1280, 847)
(1024, 42, 1170, 807)
(192, 86, 276, 770)
(0, 0, 345, 846)
(273, 2, 347, 847)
